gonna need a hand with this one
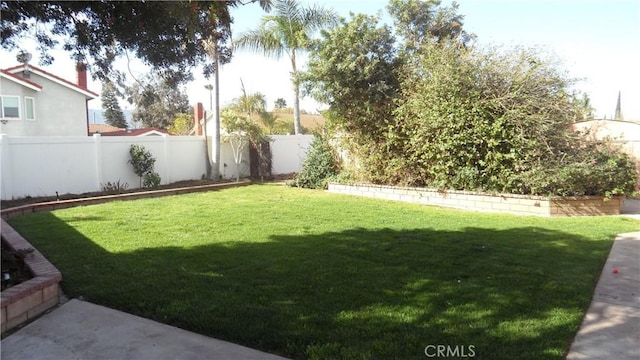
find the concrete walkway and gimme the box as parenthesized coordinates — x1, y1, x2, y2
(1, 299, 289, 360)
(566, 231, 640, 360)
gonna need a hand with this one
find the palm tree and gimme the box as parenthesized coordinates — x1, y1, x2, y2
(259, 111, 279, 134)
(203, 39, 221, 180)
(201, 0, 273, 180)
(203, 84, 214, 179)
(234, 0, 337, 135)
(235, 79, 267, 116)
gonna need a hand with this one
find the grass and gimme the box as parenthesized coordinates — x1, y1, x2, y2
(7, 184, 639, 359)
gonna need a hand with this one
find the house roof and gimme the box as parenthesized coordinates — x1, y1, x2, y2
(88, 123, 125, 135)
(99, 127, 171, 136)
(0, 69, 43, 91)
(3, 64, 99, 99)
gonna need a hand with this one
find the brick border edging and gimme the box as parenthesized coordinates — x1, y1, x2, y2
(1, 218, 62, 333)
(1, 180, 252, 220)
(0, 180, 252, 334)
(327, 183, 623, 217)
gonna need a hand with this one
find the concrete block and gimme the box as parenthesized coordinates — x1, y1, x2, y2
(399, 195, 414, 203)
(42, 284, 59, 301)
(473, 201, 493, 210)
(508, 204, 532, 213)
(6, 312, 27, 331)
(27, 297, 58, 319)
(7, 290, 43, 319)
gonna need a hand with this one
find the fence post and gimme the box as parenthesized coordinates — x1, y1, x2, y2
(94, 133, 103, 190)
(162, 134, 169, 184)
(0, 134, 12, 200)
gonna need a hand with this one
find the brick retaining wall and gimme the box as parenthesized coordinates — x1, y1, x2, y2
(327, 183, 622, 217)
(1, 219, 62, 333)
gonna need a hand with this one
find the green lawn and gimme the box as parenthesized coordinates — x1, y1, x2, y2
(7, 184, 639, 359)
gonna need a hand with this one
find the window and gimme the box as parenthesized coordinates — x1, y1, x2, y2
(25, 97, 35, 121)
(1, 96, 20, 120)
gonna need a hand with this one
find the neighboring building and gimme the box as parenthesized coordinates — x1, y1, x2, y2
(572, 119, 640, 183)
(97, 127, 171, 137)
(88, 123, 124, 135)
(0, 63, 98, 136)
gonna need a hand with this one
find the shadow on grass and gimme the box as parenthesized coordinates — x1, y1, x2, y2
(8, 213, 620, 360)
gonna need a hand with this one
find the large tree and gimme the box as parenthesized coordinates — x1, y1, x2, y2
(126, 73, 190, 129)
(387, 0, 474, 51)
(303, 13, 401, 181)
(233, 80, 267, 116)
(274, 98, 287, 109)
(1, 1, 272, 82)
(101, 81, 127, 128)
(234, 0, 337, 134)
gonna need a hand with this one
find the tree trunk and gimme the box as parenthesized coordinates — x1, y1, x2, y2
(212, 41, 221, 180)
(291, 51, 301, 135)
(203, 119, 212, 179)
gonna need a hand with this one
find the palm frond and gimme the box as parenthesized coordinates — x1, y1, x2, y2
(234, 27, 285, 59)
(302, 5, 339, 33)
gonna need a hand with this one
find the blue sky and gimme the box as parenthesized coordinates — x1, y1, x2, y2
(2, 0, 638, 119)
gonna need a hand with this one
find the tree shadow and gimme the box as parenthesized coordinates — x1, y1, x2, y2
(7, 213, 628, 360)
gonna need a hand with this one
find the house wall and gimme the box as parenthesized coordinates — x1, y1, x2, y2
(0, 73, 90, 136)
(0, 78, 40, 133)
(0, 134, 309, 200)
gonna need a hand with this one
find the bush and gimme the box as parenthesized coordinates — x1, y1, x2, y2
(143, 171, 162, 188)
(511, 144, 638, 197)
(304, 7, 638, 197)
(128, 144, 161, 188)
(292, 136, 340, 189)
(101, 180, 129, 194)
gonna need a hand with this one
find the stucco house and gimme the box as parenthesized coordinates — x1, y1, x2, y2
(0, 64, 98, 136)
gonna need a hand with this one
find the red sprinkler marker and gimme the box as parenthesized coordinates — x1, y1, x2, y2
(613, 268, 619, 274)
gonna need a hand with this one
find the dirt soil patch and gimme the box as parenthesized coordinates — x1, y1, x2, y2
(0, 179, 236, 209)
(1, 238, 34, 291)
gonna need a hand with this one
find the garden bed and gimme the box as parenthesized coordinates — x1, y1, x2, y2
(328, 183, 623, 217)
(1, 180, 252, 220)
(1, 239, 34, 291)
(0, 179, 237, 209)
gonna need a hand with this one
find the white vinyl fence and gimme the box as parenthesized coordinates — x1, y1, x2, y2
(270, 134, 314, 174)
(0, 134, 314, 200)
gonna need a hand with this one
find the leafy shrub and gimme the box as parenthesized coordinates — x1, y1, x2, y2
(326, 169, 361, 186)
(292, 136, 340, 189)
(143, 171, 162, 188)
(128, 144, 160, 188)
(101, 180, 129, 194)
(511, 144, 638, 197)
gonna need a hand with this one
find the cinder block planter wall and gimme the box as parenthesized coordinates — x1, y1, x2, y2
(327, 183, 622, 217)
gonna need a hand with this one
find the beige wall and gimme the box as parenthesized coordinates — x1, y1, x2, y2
(0, 74, 90, 136)
(572, 120, 640, 182)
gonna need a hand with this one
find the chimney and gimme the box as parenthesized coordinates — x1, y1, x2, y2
(193, 102, 204, 136)
(76, 63, 87, 89)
